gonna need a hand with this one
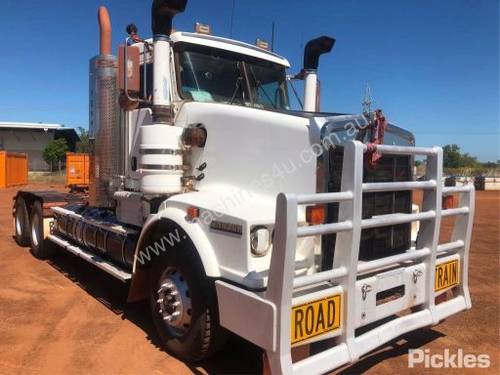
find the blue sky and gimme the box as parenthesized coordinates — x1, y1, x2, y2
(0, 0, 498, 161)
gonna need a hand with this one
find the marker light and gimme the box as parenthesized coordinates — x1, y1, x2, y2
(186, 206, 199, 220)
(256, 39, 269, 50)
(306, 205, 325, 225)
(195, 22, 211, 35)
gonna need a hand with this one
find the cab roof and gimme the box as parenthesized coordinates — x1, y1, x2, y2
(170, 31, 291, 68)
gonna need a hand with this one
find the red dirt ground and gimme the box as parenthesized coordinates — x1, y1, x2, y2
(0, 184, 498, 374)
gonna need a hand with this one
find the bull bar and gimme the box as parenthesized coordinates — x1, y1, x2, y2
(215, 140, 474, 374)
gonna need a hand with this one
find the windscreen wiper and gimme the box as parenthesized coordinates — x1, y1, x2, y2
(229, 76, 243, 105)
(249, 66, 277, 109)
(229, 62, 245, 105)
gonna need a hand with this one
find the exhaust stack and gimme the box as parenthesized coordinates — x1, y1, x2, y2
(151, 0, 188, 123)
(98, 6, 112, 55)
(302, 36, 335, 112)
(89, 6, 120, 208)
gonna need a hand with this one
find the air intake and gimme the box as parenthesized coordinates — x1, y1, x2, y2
(152, 0, 188, 38)
(303, 36, 335, 71)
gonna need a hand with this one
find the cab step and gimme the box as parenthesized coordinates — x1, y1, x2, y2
(47, 234, 132, 282)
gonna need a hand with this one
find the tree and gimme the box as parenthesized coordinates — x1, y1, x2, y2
(443, 144, 462, 168)
(43, 138, 68, 172)
(443, 144, 478, 169)
(460, 152, 479, 167)
(75, 127, 92, 154)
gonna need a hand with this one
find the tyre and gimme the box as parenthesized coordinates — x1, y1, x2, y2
(149, 240, 227, 362)
(14, 197, 30, 246)
(29, 201, 56, 259)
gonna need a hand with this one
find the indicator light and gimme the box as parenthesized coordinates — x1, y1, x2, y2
(306, 205, 325, 225)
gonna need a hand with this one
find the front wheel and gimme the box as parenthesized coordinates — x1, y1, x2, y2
(150, 245, 227, 362)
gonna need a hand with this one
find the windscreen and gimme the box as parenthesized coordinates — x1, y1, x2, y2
(175, 43, 290, 111)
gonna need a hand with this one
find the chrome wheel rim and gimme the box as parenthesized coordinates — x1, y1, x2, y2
(156, 268, 192, 336)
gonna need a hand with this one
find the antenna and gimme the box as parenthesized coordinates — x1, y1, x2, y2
(271, 22, 276, 51)
(362, 83, 373, 114)
(230, 0, 236, 38)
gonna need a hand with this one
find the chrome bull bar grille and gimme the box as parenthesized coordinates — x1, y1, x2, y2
(215, 140, 474, 374)
(324, 147, 413, 264)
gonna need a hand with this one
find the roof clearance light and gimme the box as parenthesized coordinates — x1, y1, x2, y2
(256, 39, 270, 50)
(195, 22, 211, 35)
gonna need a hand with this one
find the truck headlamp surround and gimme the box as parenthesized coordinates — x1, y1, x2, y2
(250, 226, 271, 257)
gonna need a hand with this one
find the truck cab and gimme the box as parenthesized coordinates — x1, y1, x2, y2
(118, 29, 417, 289)
(13, 1, 475, 373)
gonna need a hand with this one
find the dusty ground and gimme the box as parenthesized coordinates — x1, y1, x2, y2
(0, 184, 498, 375)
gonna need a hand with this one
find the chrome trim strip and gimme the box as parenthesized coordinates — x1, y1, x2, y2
(139, 148, 183, 155)
(140, 164, 184, 171)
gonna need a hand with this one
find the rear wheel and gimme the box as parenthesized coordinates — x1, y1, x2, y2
(29, 201, 56, 259)
(14, 197, 30, 246)
(149, 242, 227, 362)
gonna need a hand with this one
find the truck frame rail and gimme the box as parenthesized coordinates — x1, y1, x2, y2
(215, 140, 474, 374)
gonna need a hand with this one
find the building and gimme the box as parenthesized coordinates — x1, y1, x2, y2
(0, 122, 80, 171)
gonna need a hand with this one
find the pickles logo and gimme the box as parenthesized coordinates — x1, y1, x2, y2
(408, 349, 490, 369)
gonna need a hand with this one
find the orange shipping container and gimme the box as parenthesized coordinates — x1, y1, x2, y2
(66, 153, 90, 188)
(0, 152, 28, 188)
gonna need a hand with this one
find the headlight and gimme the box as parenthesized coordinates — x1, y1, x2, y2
(250, 226, 271, 257)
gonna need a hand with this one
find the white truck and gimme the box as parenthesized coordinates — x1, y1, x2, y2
(13, 1, 474, 373)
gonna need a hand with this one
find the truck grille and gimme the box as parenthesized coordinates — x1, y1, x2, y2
(323, 148, 412, 263)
